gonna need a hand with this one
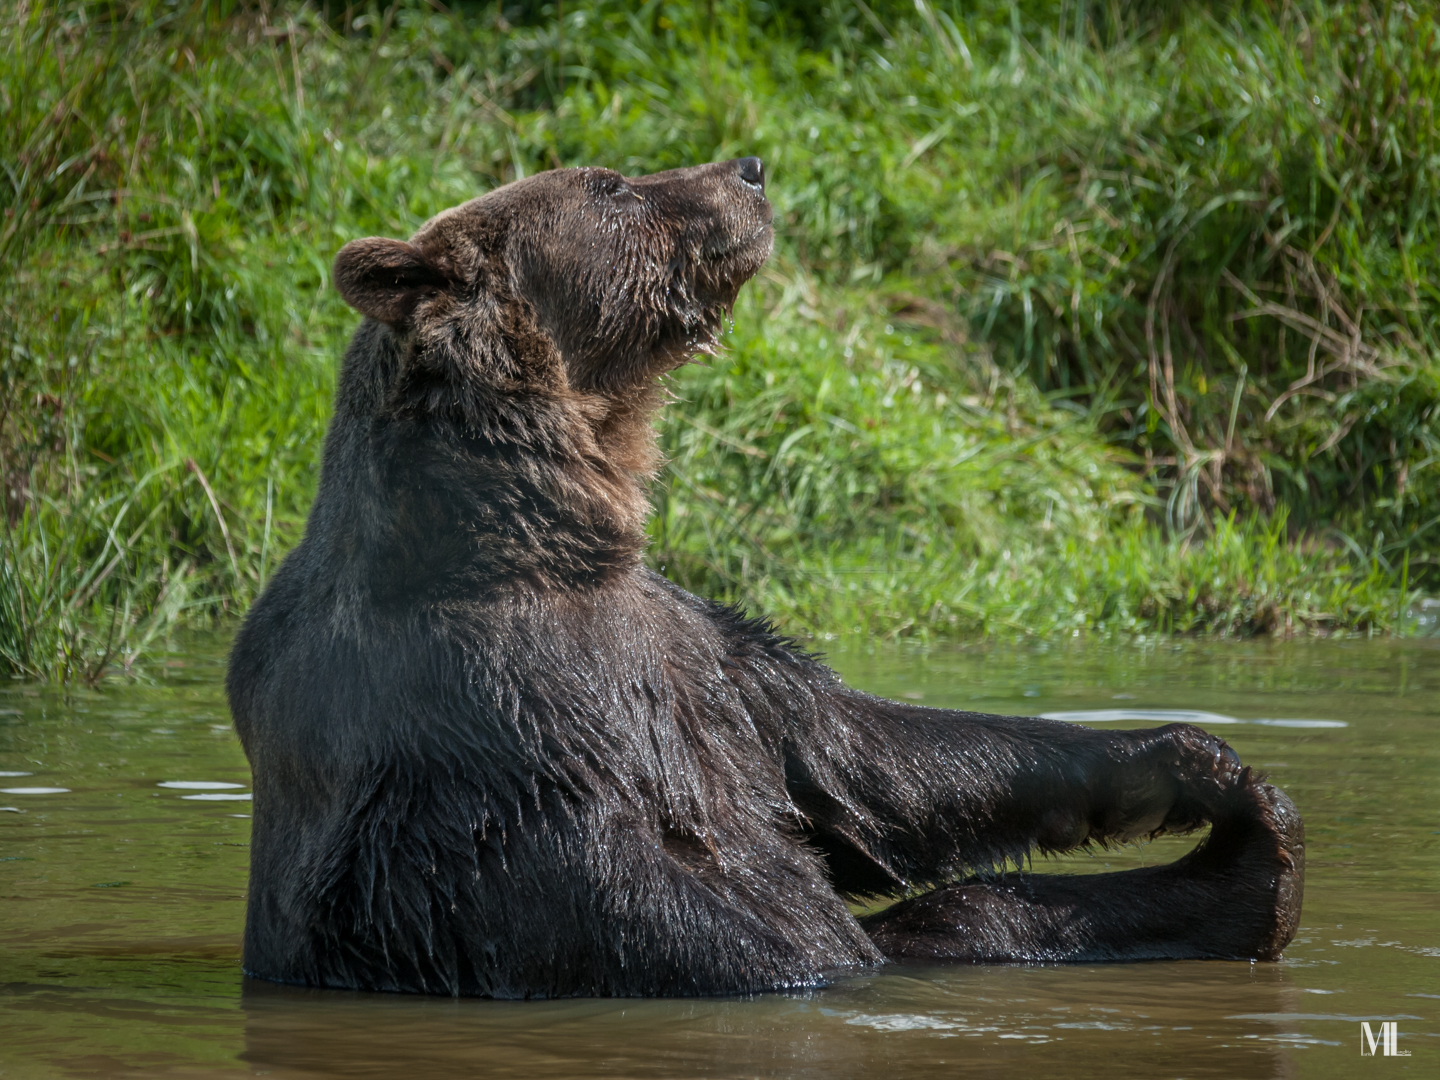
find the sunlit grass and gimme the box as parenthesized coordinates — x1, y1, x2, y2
(656, 270, 1415, 638)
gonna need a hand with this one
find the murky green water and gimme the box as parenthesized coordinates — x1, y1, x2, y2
(1, 635, 1435, 1078)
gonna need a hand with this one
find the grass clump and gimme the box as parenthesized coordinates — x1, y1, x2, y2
(1, 1, 1434, 679)
(657, 274, 1411, 638)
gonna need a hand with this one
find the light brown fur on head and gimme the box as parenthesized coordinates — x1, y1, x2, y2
(333, 158, 773, 520)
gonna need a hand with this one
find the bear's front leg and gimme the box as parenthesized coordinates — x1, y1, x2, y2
(859, 771, 1304, 962)
(782, 687, 1285, 889)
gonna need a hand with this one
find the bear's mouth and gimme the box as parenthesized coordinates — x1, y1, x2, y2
(702, 219, 774, 291)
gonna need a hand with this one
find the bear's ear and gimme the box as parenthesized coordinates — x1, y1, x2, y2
(333, 237, 451, 325)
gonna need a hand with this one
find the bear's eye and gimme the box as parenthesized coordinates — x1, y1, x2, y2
(594, 174, 642, 203)
(610, 180, 642, 203)
(585, 172, 642, 205)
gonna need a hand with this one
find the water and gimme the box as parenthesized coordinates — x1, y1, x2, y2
(1, 634, 1435, 1078)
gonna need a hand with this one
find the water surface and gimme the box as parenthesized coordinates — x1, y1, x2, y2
(1, 635, 1435, 1077)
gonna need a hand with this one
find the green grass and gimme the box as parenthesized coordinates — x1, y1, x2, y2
(657, 278, 1414, 638)
(1, 1, 1435, 679)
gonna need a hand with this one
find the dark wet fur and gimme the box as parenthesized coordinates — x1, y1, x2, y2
(228, 159, 1304, 998)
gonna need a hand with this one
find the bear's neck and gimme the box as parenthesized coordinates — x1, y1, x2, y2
(307, 387, 662, 606)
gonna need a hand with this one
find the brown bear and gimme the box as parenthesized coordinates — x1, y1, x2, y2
(226, 157, 1304, 998)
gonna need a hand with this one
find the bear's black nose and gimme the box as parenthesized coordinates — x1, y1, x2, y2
(737, 156, 764, 190)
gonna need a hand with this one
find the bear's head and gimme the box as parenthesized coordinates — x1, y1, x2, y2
(326, 158, 771, 577)
(333, 157, 772, 403)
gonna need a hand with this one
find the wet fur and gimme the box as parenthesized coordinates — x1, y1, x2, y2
(228, 159, 1303, 998)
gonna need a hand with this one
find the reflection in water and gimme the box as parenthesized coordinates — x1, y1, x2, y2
(240, 964, 1304, 1079)
(1040, 709, 1348, 729)
(1, 634, 1436, 1078)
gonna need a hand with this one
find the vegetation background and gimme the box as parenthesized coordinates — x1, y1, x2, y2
(3, 0, 1437, 680)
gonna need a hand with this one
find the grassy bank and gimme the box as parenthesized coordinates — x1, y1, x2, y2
(2, 0, 1435, 680)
